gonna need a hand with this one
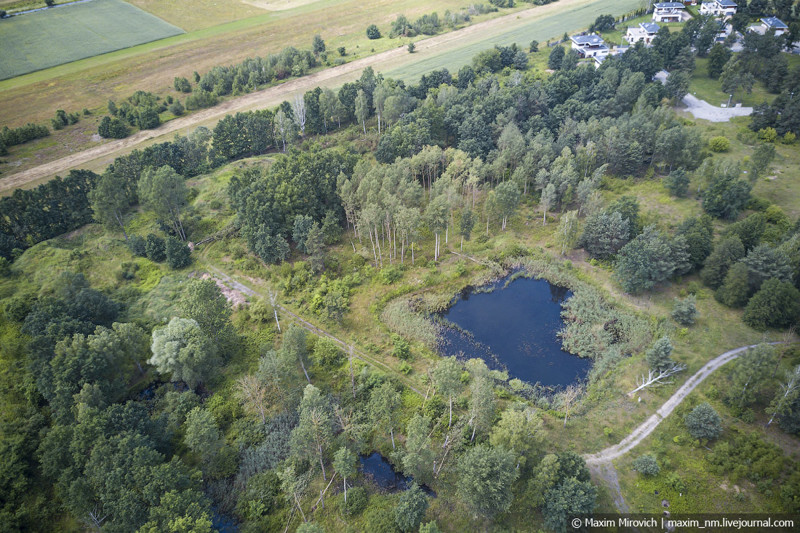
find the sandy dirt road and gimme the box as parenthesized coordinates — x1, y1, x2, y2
(0, 0, 618, 193)
(583, 343, 784, 466)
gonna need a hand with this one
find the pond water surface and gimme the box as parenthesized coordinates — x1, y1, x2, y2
(438, 274, 590, 387)
(359, 453, 435, 495)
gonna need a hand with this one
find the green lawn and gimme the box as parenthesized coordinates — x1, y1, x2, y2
(688, 55, 800, 108)
(0, 0, 184, 80)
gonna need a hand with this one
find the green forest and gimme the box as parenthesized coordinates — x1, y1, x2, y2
(1, 8, 800, 533)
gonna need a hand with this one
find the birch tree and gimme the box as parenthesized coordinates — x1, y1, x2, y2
(355, 89, 368, 136)
(556, 210, 579, 255)
(292, 94, 307, 136)
(332, 447, 357, 503)
(540, 183, 556, 225)
(290, 384, 333, 480)
(766, 365, 800, 427)
(432, 356, 463, 428)
(369, 382, 401, 449)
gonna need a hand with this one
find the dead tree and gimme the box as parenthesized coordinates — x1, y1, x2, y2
(628, 364, 687, 396)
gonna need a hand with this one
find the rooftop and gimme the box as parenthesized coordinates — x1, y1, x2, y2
(761, 16, 788, 29)
(716, 0, 737, 6)
(653, 2, 685, 8)
(641, 22, 661, 33)
(571, 33, 605, 46)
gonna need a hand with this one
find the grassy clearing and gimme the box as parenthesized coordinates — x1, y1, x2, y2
(688, 55, 800, 108)
(0, 0, 184, 80)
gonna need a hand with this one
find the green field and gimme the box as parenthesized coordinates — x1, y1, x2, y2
(387, 0, 640, 82)
(0, 0, 184, 80)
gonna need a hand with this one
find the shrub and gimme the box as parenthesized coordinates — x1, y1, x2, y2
(168, 100, 185, 116)
(632, 454, 660, 476)
(366, 24, 381, 39)
(671, 295, 698, 326)
(743, 278, 800, 330)
(173, 76, 192, 93)
(145, 234, 166, 262)
(399, 361, 412, 374)
(708, 136, 730, 152)
(342, 486, 368, 516)
(311, 337, 344, 368)
(128, 235, 147, 257)
(757, 127, 778, 143)
(684, 402, 722, 440)
(408, 42, 416, 53)
(97, 116, 129, 139)
(782, 132, 796, 144)
(380, 265, 403, 284)
(392, 334, 411, 359)
(338, 46, 346, 56)
(165, 236, 191, 269)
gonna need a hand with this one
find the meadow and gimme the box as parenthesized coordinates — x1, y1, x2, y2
(0, 0, 184, 80)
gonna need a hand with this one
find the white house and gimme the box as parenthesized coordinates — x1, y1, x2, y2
(570, 33, 609, 58)
(652, 2, 685, 23)
(594, 46, 629, 67)
(748, 16, 789, 36)
(626, 22, 661, 45)
(714, 21, 733, 43)
(699, 0, 737, 18)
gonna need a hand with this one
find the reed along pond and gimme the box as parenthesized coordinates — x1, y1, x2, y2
(438, 274, 590, 387)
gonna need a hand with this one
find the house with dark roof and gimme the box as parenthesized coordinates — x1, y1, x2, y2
(570, 33, 609, 58)
(652, 2, 685, 23)
(626, 22, 661, 45)
(748, 16, 789, 36)
(699, 0, 737, 17)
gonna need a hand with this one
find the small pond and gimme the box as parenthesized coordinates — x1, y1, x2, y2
(211, 507, 238, 533)
(438, 274, 590, 387)
(359, 453, 435, 496)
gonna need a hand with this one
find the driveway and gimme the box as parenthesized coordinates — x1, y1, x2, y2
(655, 70, 753, 122)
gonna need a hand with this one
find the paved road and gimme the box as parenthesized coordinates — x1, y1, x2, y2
(584, 343, 781, 465)
(655, 70, 753, 122)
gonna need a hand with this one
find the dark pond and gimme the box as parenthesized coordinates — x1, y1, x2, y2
(438, 274, 591, 387)
(211, 507, 238, 533)
(359, 453, 435, 496)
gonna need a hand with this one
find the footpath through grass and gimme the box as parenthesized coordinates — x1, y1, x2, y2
(0, 0, 184, 80)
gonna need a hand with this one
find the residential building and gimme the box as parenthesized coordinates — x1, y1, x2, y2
(626, 22, 661, 45)
(570, 33, 609, 58)
(699, 0, 737, 18)
(594, 45, 629, 67)
(652, 2, 686, 23)
(748, 16, 789, 36)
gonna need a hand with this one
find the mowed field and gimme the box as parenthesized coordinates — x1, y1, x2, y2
(388, 0, 641, 81)
(0, 0, 184, 80)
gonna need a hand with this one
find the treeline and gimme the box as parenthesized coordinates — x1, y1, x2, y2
(0, 122, 49, 154)
(0, 170, 96, 259)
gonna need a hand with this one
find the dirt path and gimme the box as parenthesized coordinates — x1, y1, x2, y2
(0, 0, 610, 193)
(584, 343, 783, 466)
(201, 262, 425, 396)
(589, 462, 630, 513)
